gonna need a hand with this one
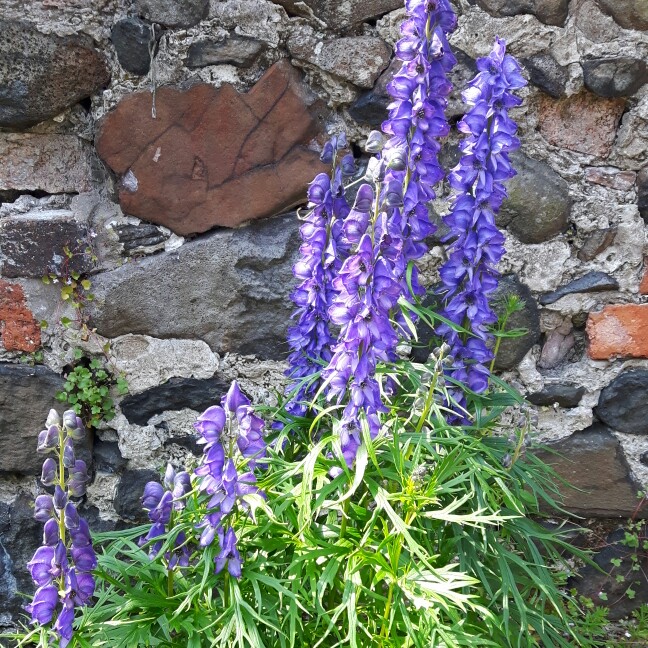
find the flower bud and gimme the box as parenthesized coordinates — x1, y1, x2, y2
(62, 410, 78, 430)
(384, 180, 403, 207)
(353, 184, 374, 213)
(64, 502, 80, 530)
(63, 438, 76, 469)
(34, 495, 55, 522)
(340, 153, 355, 177)
(43, 518, 60, 546)
(335, 132, 347, 150)
(387, 148, 408, 171)
(37, 426, 59, 454)
(53, 486, 67, 511)
(142, 481, 164, 511)
(365, 130, 385, 153)
(46, 409, 61, 428)
(41, 458, 57, 486)
(366, 157, 387, 183)
(163, 463, 176, 491)
(319, 141, 334, 164)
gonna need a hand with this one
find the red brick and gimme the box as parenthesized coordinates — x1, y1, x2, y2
(96, 60, 328, 236)
(0, 280, 41, 353)
(538, 91, 626, 157)
(587, 304, 648, 359)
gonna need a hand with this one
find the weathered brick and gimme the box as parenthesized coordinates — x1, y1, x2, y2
(587, 304, 648, 359)
(538, 91, 626, 157)
(0, 280, 41, 353)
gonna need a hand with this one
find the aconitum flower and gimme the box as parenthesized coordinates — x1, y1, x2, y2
(26, 409, 96, 648)
(319, 1, 458, 465)
(284, 136, 352, 418)
(381, 0, 458, 301)
(438, 37, 526, 395)
(194, 381, 267, 578)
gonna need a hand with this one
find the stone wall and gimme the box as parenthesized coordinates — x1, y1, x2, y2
(0, 0, 647, 626)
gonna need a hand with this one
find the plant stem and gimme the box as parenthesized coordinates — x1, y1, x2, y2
(224, 571, 230, 608)
(415, 370, 439, 435)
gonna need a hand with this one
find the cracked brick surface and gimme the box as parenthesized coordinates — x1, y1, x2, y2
(96, 60, 327, 236)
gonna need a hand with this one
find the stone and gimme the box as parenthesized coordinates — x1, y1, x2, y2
(186, 35, 267, 68)
(475, 0, 569, 25)
(113, 222, 170, 253)
(585, 167, 636, 191)
(287, 29, 391, 89)
(526, 383, 586, 408)
(0, 134, 94, 194)
(96, 61, 327, 236)
(638, 167, 648, 223)
(597, 370, 648, 434)
(120, 374, 231, 425)
(538, 91, 626, 157)
(0, 364, 65, 473)
(88, 212, 300, 359)
(587, 305, 648, 360)
(572, 526, 648, 620)
(446, 49, 480, 119)
(533, 424, 645, 517)
(0, 20, 110, 128)
(0, 211, 90, 279)
(108, 335, 219, 394)
(270, 0, 402, 27)
(111, 17, 159, 76)
(539, 271, 619, 305)
(538, 320, 575, 369)
(0, 493, 45, 623)
(114, 468, 159, 521)
(594, 0, 648, 31)
(135, 0, 209, 28)
(0, 281, 41, 352)
(492, 274, 542, 370)
(348, 58, 400, 128)
(521, 51, 568, 98)
(577, 226, 617, 261)
(583, 57, 648, 98)
(94, 438, 127, 473)
(497, 152, 572, 244)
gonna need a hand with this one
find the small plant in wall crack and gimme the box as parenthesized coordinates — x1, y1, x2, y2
(56, 349, 129, 430)
(41, 240, 97, 339)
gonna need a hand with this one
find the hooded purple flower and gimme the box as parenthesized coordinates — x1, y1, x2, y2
(214, 527, 242, 579)
(438, 37, 526, 397)
(284, 138, 352, 418)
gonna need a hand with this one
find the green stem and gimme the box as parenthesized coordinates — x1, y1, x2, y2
(224, 571, 230, 608)
(489, 309, 512, 373)
(415, 371, 439, 435)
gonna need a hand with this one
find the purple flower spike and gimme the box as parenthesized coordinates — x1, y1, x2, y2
(438, 37, 526, 398)
(284, 138, 352, 418)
